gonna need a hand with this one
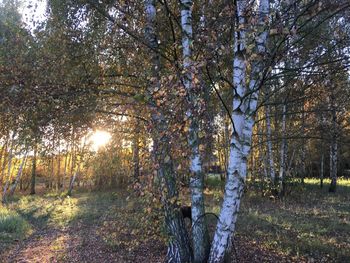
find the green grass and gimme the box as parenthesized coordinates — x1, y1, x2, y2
(0, 205, 32, 251)
(5, 190, 128, 228)
(205, 177, 350, 262)
(1, 189, 163, 255)
(2, 179, 349, 261)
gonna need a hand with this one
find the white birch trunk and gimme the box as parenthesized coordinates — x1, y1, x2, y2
(329, 141, 338, 191)
(209, 0, 270, 261)
(329, 95, 337, 192)
(301, 107, 306, 182)
(9, 153, 28, 196)
(278, 103, 287, 194)
(63, 146, 69, 189)
(68, 171, 78, 196)
(180, 0, 209, 261)
(0, 140, 8, 184)
(56, 138, 61, 190)
(265, 101, 276, 184)
(257, 121, 268, 185)
(0, 138, 9, 185)
(286, 149, 295, 177)
(320, 153, 324, 188)
(2, 143, 14, 203)
(132, 119, 140, 179)
(30, 142, 37, 195)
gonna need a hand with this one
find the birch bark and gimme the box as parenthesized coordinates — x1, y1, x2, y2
(9, 152, 28, 196)
(329, 92, 338, 192)
(68, 171, 78, 196)
(144, 1, 191, 262)
(278, 103, 287, 195)
(132, 117, 140, 179)
(301, 104, 306, 183)
(1, 140, 14, 203)
(265, 99, 276, 185)
(56, 137, 61, 190)
(180, 0, 209, 261)
(30, 143, 37, 195)
(209, 0, 270, 261)
(320, 153, 324, 188)
(0, 137, 9, 185)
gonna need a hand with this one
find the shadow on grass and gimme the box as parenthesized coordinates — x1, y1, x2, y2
(235, 183, 350, 262)
(201, 177, 350, 261)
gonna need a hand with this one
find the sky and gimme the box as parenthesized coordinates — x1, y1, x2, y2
(19, 0, 47, 29)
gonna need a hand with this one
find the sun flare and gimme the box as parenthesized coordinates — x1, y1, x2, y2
(90, 130, 111, 151)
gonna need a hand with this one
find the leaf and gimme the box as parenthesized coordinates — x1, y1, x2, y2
(164, 155, 170, 163)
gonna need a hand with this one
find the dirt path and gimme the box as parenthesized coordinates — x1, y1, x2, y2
(2, 223, 165, 263)
(4, 227, 68, 263)
(1, 190, 319, 262)
(2, 224, 304, 263)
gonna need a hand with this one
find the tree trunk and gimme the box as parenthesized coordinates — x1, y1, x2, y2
(265, 100, 276, 188)
(0, 138, 9, 185)
(144, 1, 192, 262)
(320, 153, 324, 188)
(329, 96, 337, 193)
(30, 144, 37, 195)
(68, 137, 87, 195)
(209, 0, 270, 261)
(180, 0, 209, 261)
(329, 141, 338, 192)
(257, 121, 268, 195)
(132, 118, 140, 179)
(301, 104, 306, 183)
(49, 135, 55, 189)
(56, 138, 61, 190)
(9, 153, 28, 196)
(2, 142, 14, 203)
(63, 148, 69, 189)
(278, 103, 287, 196)
(223, 118, 230, 177)
(68, 171, 77, 196)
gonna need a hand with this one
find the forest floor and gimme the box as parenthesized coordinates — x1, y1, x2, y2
(0, 178, 349, 263)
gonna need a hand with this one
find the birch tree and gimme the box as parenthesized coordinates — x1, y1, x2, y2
(265, 94, 276, 187)
(329, 90, 338, 192)
(144, 1, 191, 262)
(209, 0, 270, 261)
(1, 134, 15, 203)
(278, 102, 287, 195)
(9, 152, 28, 196)
(180, 0, 209, 261)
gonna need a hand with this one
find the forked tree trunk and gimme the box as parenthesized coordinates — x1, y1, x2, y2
(209, 0, 270, 261)
(180, 0, 209, 261)
(144, 1, 191, 262)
